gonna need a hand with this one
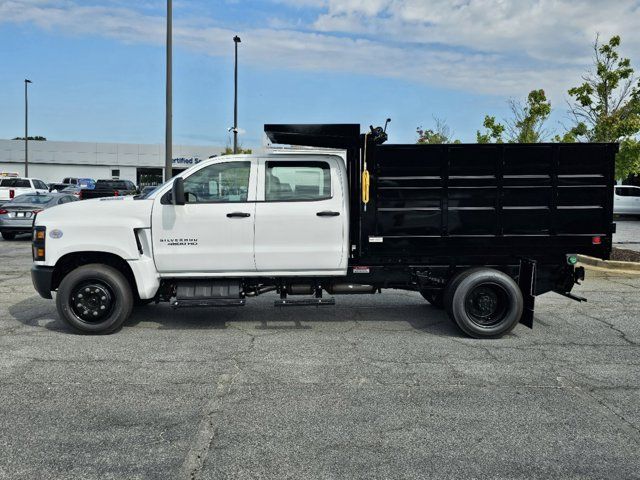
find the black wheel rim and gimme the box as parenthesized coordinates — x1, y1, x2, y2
(464, 282, 509, 327)
(70, 281, 115, 324)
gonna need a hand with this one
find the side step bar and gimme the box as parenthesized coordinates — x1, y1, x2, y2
(173, 299, 246, 308)
(275, 298, 335, 307)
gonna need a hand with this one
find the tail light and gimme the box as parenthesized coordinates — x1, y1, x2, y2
(114, 190, 119, 196)
(9, 189, 14, 199)
(592, 236, 602, 245)
(79, 190, 83, 200)
(0, 208, 8, 214)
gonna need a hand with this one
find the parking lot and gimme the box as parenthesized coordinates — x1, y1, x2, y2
(1, 235, 639, 479)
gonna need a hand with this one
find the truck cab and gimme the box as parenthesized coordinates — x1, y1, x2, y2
(31, 124, 616, 338)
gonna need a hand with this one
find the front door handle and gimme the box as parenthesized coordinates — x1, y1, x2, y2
(317, 211, 340, 217)
(227, 212, 251, 218)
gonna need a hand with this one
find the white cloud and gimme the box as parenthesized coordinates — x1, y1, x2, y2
(1, 0, 639, 102)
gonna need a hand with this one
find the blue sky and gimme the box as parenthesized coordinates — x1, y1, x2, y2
(1, 0, 639, 147)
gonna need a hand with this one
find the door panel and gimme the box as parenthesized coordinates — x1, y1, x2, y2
(254, 157, 347, 273)
(152, 160, 257, 273)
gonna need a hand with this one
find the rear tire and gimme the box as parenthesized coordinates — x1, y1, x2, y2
(1, 231, 16, 240)
(56, 264, 133, 334)
(445, 268, 523, 338)
(420, 290, 444, 309)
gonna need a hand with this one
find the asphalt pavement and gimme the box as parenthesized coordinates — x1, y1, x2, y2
(614, 217, 640, 252)
(1, 237, 639, 480)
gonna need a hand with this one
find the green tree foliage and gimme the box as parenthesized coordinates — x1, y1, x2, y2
(417, 118, 461, 144)
(477, 89, 551, 143)
(563, 35, 640, 179)
(476, 116, 505, 143)
(12, 136, 46, 141)
(221, 146, 253, 155)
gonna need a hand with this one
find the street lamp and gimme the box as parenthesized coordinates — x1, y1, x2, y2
(233, 35, 241, 154)
(24, 79, 32, 177)
(165, 0, 173, 180)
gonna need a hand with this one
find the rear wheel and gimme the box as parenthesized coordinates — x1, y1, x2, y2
(56, 264, 133, 334)
(444, 268, 523, 338)
(1, 231, 16, 240)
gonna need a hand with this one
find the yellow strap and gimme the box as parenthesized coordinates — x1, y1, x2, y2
(362, 170, 370, 204)
(362, 133, 370, 205)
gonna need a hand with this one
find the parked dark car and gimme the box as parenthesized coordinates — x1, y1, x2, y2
(0, 192, 77, 240)
(80, 179, 138, 200)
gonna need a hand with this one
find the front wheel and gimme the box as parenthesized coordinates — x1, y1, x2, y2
(445, 268, 523, 338)
(56, 264, 133, 334)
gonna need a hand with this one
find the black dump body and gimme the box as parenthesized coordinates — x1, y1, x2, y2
(265, 124, 617, 268)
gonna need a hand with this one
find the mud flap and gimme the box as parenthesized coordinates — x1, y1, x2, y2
(518, 259, 537, 328)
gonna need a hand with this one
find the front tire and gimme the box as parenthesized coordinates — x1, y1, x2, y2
(445, 268, 523, 338)
(56, 264, 133, 334)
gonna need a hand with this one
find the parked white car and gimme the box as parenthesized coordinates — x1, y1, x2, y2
(614, 185, 640, 216)
(0, 177, 49, 205)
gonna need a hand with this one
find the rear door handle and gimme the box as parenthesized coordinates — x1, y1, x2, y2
(227, 212, 251, 218)
(317, 211, 340, 217)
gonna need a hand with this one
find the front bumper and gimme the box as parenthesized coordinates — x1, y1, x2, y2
(31, 265, 54, 299)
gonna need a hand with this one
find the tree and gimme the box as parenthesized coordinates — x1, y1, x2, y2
(476, 116, 505, 144)
(12, 136, 46, 141)
(417, 118, 460, 144)
(220, 146, 252, 155)
(477, 89, 552, 143)
(562, 35, 640, 179)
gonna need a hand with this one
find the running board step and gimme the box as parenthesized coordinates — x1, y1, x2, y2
(172, 299, 246, 308)
(274, 298, 335, 307)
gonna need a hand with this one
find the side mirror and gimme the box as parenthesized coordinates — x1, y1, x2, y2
(172, 177, 185, 205)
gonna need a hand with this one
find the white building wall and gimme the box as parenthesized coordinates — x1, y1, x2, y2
(0, 139, 221, 183)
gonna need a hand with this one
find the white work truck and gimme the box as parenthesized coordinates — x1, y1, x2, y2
(31, 124, 615, 338)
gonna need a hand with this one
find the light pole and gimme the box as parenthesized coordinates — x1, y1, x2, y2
(24, 79, 32, 177)
(165, 0, 173, 180)
(233, 35, 241, 154)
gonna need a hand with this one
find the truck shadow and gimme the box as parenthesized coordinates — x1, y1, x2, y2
(8, 295, 462, 337)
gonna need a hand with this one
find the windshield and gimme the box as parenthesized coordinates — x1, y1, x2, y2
(12, 194, 53, 205)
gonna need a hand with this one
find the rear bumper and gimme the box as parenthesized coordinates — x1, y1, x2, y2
(0, 219, 34, 232)
(31, 265, 54, 299)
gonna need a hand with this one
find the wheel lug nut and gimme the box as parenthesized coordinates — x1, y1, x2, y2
(100, 306, 105, 310)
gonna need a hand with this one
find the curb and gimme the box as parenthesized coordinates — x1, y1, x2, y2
(577, 254, 640, 273)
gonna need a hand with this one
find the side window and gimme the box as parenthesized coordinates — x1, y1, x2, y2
(629, 188, 640, 197)
(183, 161, 251, 203)
(265, 161, 331, 201)
(35, 180, 47, 190)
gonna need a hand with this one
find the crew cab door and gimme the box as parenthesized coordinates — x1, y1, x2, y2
(151, 159, 257, 274)
(254, 156, 348, 274)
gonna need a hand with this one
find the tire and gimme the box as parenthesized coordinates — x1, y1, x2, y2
(420, 290, 444, 309)
(445, 268, 523, 339)
(1, 231, 16, 240)
(56, 263, 134, 334)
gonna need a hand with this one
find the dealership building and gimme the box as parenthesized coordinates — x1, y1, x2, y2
(0, 139, 224, 187)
